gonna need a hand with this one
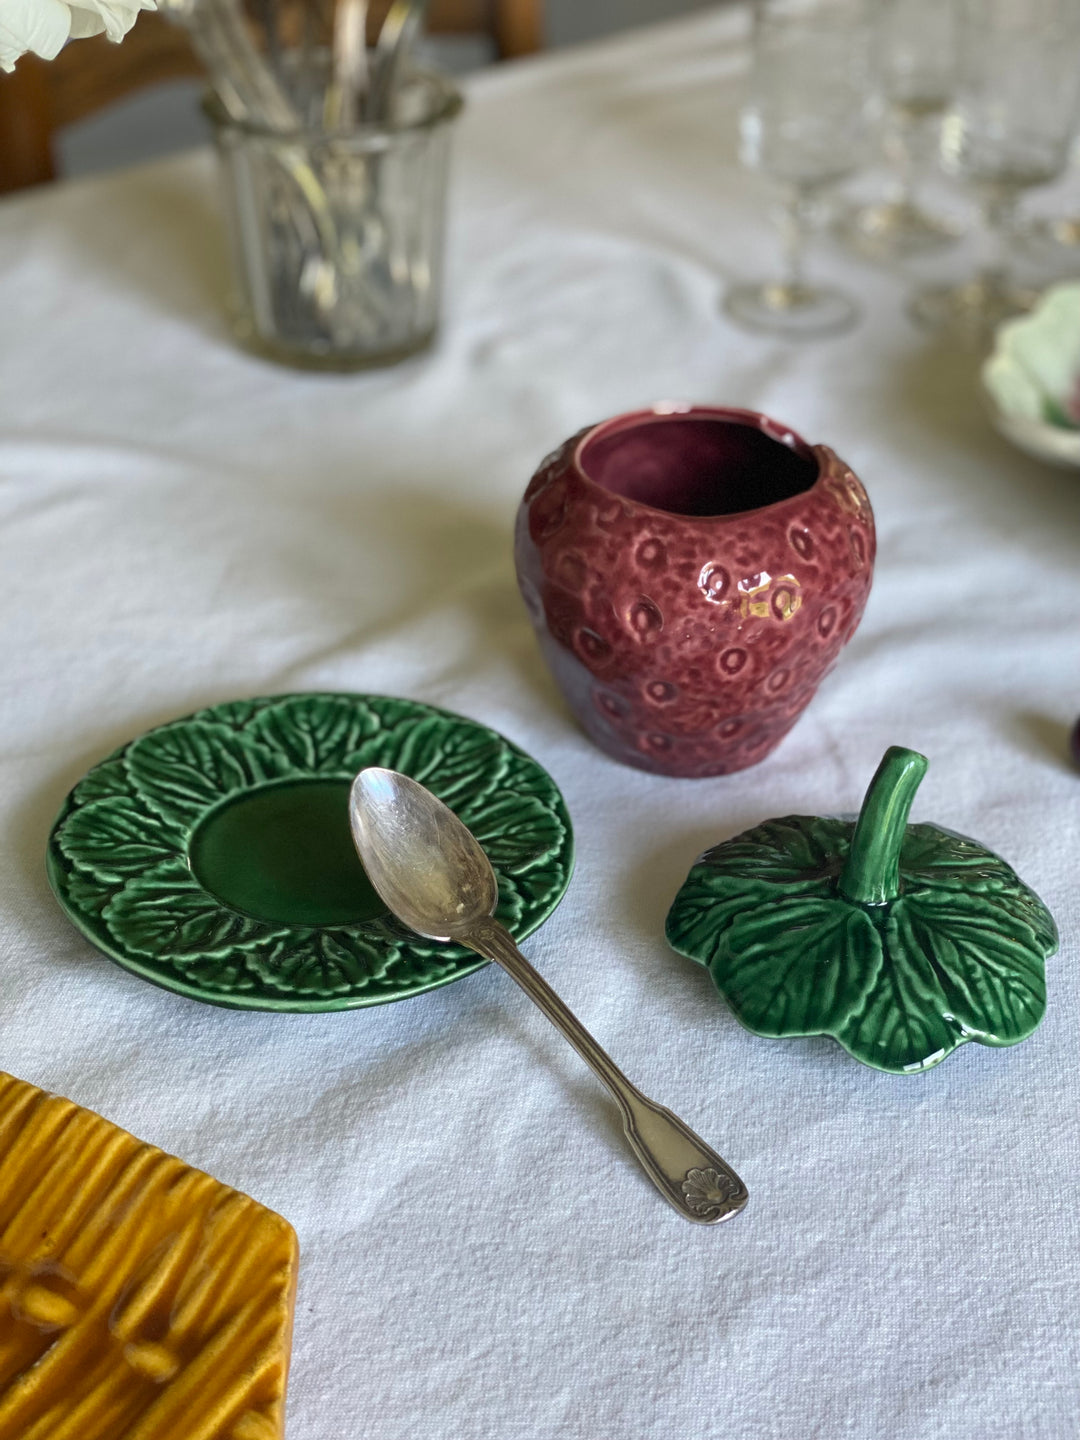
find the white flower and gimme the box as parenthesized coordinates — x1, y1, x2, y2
(0, 0, 157, 73)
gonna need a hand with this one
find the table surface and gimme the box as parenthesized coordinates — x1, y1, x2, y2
(3, 8, 1080, 1437)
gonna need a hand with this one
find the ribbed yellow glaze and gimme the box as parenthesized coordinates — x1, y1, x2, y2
(0, 1073, 298, 1440)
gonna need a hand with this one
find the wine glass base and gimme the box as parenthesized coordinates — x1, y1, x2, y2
(723, 281, 859, 338)
(907, 277, 1039, 348)
(837, 200, 962, 260)
(1020, 215, 1080, 253)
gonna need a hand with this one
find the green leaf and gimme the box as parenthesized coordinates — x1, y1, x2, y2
(666, 816, 845, 971)
(1000, 882, 1060, 955)
(666, 873, 782, 970)
(70, 753, 131, 806)
(103, 859, 280, 959)
(899, 823, 1036, 893)
(712, 893, 882, 1038)
(1043, 395, 1079, 430)
(55, 796, 184, 883)
(492, 871, 526, 932)
(497, 747, 566, 806)
(511, 862, 573, 913)
(126, 721, 287, 827)
(835, 937, 961, 1073)
(170, 950, 259, 994)
(248, 694, 381, 775)
(191, 697, 276, 731)
(826, 880, 1050, 1072)
(695, 815, 852, 886)
(363, 695, 428, 728)
(384, 715, 509, 808)
(463, 792, 567, 875)
(889, 890, 1046, 1046)
(59, 866, 115, 921)
(243, 926, 397, 996)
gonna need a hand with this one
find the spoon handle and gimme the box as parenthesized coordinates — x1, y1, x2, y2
(325, 0, 369, 130)
(463, 918, 748, 1225)
(369, 0, 431, 120)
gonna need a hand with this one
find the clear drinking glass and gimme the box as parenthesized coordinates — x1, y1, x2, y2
(909, 0, 1080, 343)
(210, 69, 462, 370)
(840, 0, 961, 257)
(725, 0, 874, 338)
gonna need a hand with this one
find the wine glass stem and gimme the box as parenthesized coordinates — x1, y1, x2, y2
(893, 121, 916, 208)
(977, 185, 1019, 292)
(780, 187, 810, 291)
(881, 105, 918, 208)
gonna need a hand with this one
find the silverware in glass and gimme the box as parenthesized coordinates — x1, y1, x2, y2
(160, 0, 299, 126)
(323, 0, 369, 130)
(172, 0, 448, 369)
(210, 68, 461, 369)
(368, 0, 433, 121)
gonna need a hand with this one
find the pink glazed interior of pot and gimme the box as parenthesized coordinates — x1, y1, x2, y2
(577, 411, 818, 517)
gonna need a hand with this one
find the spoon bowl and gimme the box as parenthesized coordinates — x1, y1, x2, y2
(349, 768, 496, 940)
(349, 766, 748, 1225)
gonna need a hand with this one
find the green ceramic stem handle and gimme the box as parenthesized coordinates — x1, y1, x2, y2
(466, 917, 749, 1225)
(838, 746, 929, 906)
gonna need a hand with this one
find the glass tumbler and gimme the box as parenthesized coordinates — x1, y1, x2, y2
(210, 71, 463, 370)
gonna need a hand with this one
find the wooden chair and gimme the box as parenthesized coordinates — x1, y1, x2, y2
(0, 0, 542, 194)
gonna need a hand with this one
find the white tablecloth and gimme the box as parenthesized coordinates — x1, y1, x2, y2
(3, 8, 1080, 1437)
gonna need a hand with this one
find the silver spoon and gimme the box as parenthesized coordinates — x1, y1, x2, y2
(367, 0, 432, 121)
(324, 0, 369, 131)
(349, 768, 748, 1225)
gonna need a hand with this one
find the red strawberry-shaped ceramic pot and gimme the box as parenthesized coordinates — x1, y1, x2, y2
(514, 404, 875, 777)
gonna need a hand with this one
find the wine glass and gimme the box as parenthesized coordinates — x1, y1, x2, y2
(1016, 129, 1080, 269)
(725, 0, 875, 339)
(839, 0, 961, 258)
(909, 0, 1080, 344)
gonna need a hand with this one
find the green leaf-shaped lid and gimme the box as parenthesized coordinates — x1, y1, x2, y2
(665, 747, 1059, 1073)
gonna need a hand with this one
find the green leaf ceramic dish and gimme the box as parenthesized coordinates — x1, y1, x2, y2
(666, 747, 1058, 1074)
(47, 693, 574, 1012)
